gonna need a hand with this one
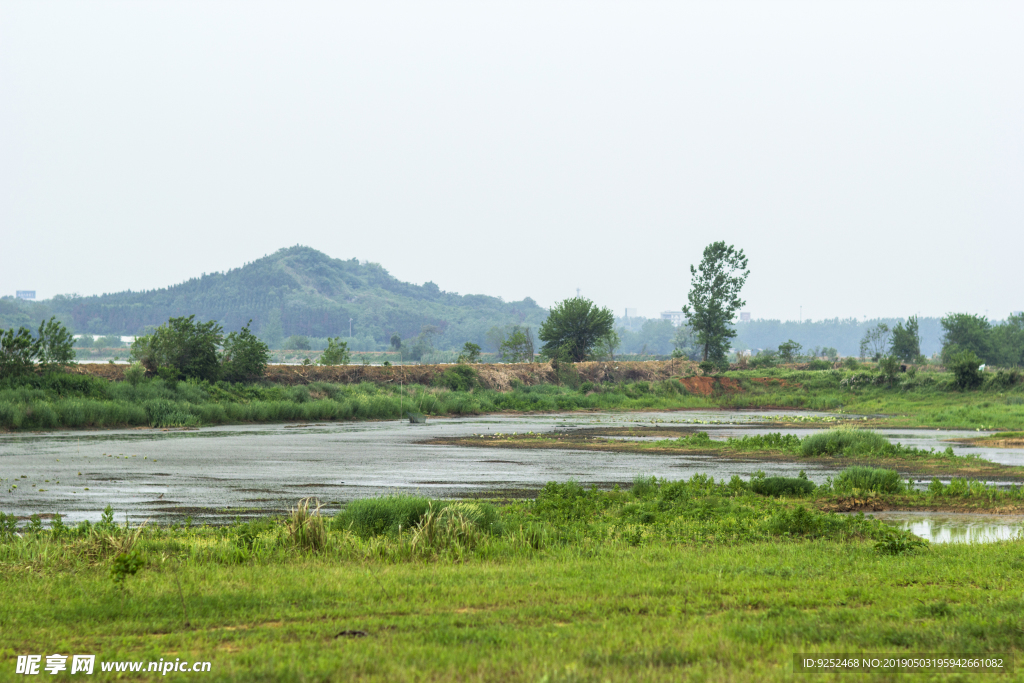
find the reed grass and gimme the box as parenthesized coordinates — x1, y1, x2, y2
(833, 466, 907, 494)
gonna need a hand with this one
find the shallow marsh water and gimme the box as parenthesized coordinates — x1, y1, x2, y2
(869, 511, 1024, 544)
(0, 410, 1018, 525)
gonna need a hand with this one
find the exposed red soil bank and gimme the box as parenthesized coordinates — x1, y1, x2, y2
(68, 359, 707, 391)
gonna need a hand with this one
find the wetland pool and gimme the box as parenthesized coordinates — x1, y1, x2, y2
(0, 410, 1018, 526)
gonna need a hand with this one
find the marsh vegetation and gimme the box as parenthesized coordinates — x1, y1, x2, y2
(2, 473, 1021, 681)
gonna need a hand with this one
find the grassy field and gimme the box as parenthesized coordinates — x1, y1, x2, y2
(1, 364, 1022, 432)
(2, 473, 1022, 682)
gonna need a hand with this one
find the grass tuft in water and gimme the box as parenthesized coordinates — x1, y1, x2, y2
(801, 427, 891, 457)
(834, 466, 907, 494)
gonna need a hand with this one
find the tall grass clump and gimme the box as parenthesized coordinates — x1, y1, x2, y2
(286, 498, 328, 553)
(834, 466, 906, 494)
(411, 502, 488, 554)
(800, 427, 891, 457)
(334, 495, 434, 537)
(76, 506, 149, 561)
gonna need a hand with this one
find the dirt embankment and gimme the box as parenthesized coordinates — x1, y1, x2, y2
(68, 358, 705, 391)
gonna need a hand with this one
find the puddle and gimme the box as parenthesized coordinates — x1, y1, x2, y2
(868, 511, 1024, 544)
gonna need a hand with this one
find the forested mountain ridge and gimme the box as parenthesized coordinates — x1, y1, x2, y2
(2, 246, 547, 350)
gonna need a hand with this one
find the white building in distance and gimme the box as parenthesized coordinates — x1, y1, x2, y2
(660, 311, 685, 327)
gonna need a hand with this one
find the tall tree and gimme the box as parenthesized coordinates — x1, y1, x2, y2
(890, 316, 922, 363)
(991, 313, 1024, 367)
(682, 242, 749, 362)
(859, 323, 890, 360)
(538, 298, 614, 362)
(221, 321, 270, 382)
(499, 328, 535, 363)
(940, 313, 993, 364)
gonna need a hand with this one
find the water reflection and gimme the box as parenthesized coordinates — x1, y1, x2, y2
(870, 512, 1024, 544)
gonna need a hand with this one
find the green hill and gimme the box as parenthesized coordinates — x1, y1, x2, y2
(2, 246, 547, 351)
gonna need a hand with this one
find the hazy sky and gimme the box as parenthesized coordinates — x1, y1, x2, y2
(2, 2, 1021, 322)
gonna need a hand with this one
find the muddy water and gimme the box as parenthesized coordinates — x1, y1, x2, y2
(0, 410, 1017, 525)
(869, 512, 1024, 544)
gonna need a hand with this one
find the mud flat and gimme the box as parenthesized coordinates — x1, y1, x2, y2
(2, 409, 1019, 525)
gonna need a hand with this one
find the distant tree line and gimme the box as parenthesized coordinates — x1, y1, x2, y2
(938, 313, 1024, 367)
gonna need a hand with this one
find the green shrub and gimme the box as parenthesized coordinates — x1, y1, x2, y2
(124, 362, 146, 387)
(533, 480, 607, 523)
(874, 529, 927, 555)
(131, 315, 223, 381)
(1, 320, 76, 379)
(947, 350, 983, 390)
(630, 474, 658, 498)
(110, 549, 145, 586)
(834, 466, 906, 494)
(36, 317, 76, 370)
(0, 511, 18, 538)
(806, 359, 832, 371)
(434, 365, 478, 392)
(878, 355, 901, 384)
(318, 337, 351, 366)
(800, 428, 890, 457)
(767, 505, 849, 538)
(221, 321, 270, 382)
(988, 369, 1021, 389)
(750, 472, 815, 497)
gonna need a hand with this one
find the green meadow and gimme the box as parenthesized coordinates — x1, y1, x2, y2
(3, 473, 1023, 681)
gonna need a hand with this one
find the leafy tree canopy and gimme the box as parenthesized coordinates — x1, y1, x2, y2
(890, 316, 922, 363)
(941, 313, 993, 365)
(498, 327, 535, 363)
(458, 342, 482, 364)
(859, 323, 890, 361)
(538, 298, 614, 362)
(777, 339, 802, 363)
(221, 321, 270, 382)
(131, 315, 223, 381)
(318, 337, 351, 366)
(0, 317, 76, 379)
(682, 242, 749, 362)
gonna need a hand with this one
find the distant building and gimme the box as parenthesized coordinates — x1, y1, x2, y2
(624, 308, 638, 319)
(16, 290, 35, 300)
(739, 312, 751, 322)
(660, 311, 685, 327)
